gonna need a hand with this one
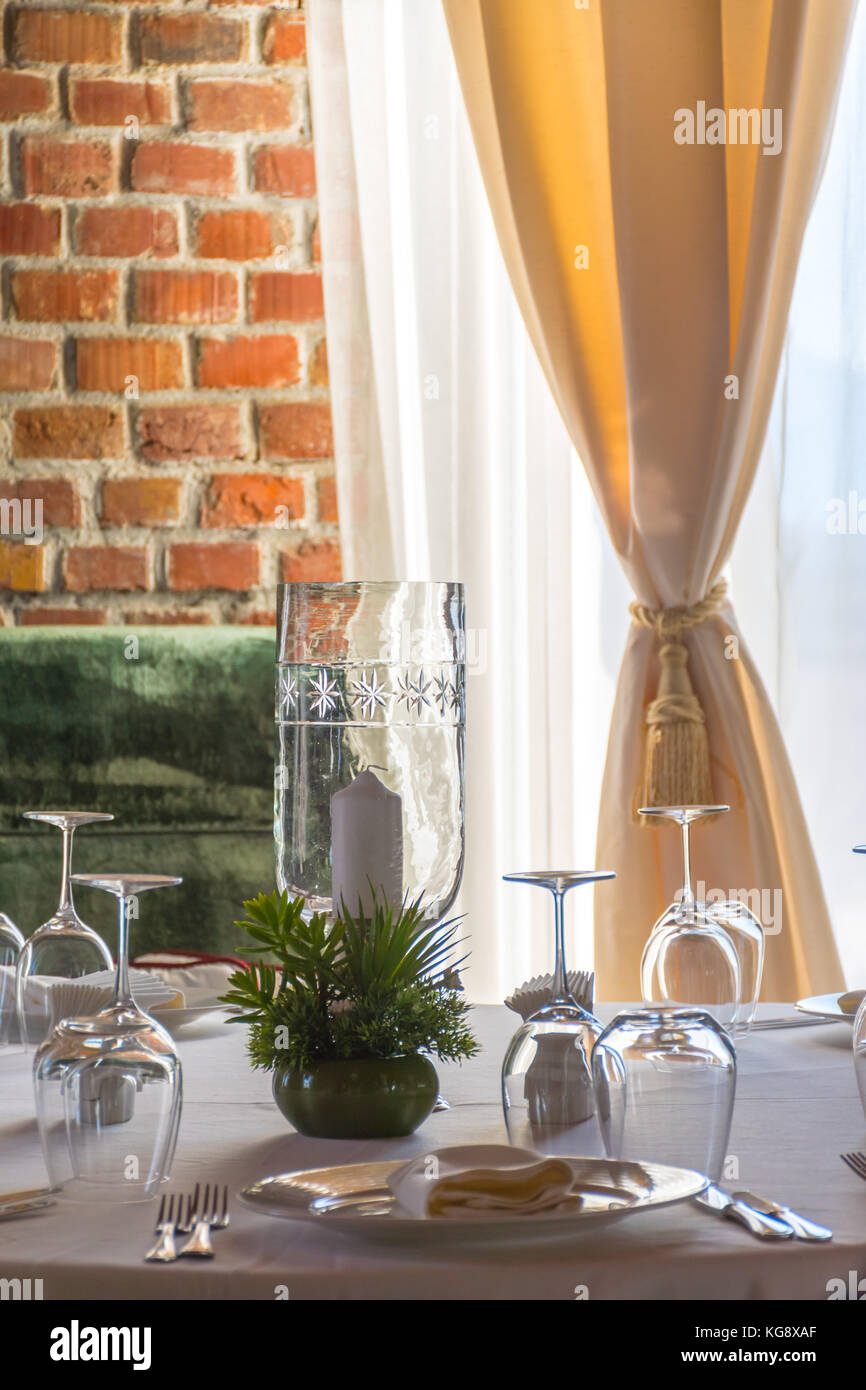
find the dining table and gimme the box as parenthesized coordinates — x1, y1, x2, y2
(0, 1002, 863, 1300)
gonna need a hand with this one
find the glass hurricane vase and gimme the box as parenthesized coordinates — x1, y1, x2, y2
(275, 581, 465, 926)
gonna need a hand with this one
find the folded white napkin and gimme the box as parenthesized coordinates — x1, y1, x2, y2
(387, 1145, 583, 1220)
(20, 969, 182, 1028)
(133, 962, 233, 1008)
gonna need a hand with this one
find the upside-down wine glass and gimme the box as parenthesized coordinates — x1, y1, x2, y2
(639, 806, 741, 1031)
(592, 1006, 737, 1181)
(16, 812, 115, 1049)
(501, 871, 615, 1156)
(34, 874, 183, 1203)
(851, 847, 866, 1121)
(0, 912, 24, 1046)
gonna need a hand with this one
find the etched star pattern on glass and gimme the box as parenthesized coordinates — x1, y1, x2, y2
(308, 670, 339, 718)
(350, 669, 388, 717)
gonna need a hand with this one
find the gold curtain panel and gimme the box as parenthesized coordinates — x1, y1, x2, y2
(444, 0, 856, 997)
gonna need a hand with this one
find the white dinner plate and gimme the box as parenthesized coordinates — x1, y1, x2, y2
(795, 992, 863, 1023)
(151, 1003, 231, 1036)
(239, 1156, 707, 1245)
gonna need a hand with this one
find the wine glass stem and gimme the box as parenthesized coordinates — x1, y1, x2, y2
(57, 827, 74, 914)
(681, 820, 695, 910)
(114, 894, 134, 1009)
(551, 886, 569, 1005)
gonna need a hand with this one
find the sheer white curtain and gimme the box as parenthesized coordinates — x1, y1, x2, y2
(733, 0, 866, 989)
(307, 0, 630, 1003)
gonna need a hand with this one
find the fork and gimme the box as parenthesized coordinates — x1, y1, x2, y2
(178, 1182, 229, 1259)
(144, 1192, 188, 1263)
(841, 1151, 866, 1181)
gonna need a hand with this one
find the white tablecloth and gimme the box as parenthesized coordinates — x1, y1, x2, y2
(0, 1004, 863, 1300)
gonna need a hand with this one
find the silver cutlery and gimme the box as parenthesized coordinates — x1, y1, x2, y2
(0, 1190, 56, 1221)
(178, 1182, 229, 1259)
(732, 1190, 832, 1241)
(749, 1016, 841, 1032)
(841, 1151, 866, 1182)
(693, 1183, 794, 1239)
(144, 1192, 189, 1263)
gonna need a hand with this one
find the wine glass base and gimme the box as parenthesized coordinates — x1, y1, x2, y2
(53, 1174, 170, 1206)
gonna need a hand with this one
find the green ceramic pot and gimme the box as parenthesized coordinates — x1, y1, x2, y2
(272, 1054, 439, 1139)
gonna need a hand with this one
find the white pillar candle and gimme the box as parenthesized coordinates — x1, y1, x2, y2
(330, 769, 404, 917)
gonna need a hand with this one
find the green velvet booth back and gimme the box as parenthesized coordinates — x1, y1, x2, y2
(0, 627, 276, 958)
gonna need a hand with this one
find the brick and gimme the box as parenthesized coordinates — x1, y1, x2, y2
(0, 204, 61, 257)
(19, 607, 107, 626)
(11, 270, 119, 323)
(263, 16, 307, 65)
(0, 542, 48, 592)
(64, 546, 149, 593)
(70, 79, 171, 128)
(133, 270, 238, 326)
(201, 474, 304, 528)
(75, 207, 178, 260)
(188, 81, 295, 134)
(238, 609, 276, 625)
(250, 272, 324, 323)
(102, 478, 182, 526)
(14, 406, 123, 460)
(280, 539, 341, 583)
(76, 338, 184, 393)
(311, 216, 321, 264)
(0, 478, 78, 527)
(131, 143, 236, 197)
(123, 609, 213, 626)
(136, 405, 242, 462)
(22, 137, 115, 198)
(308, 337, 328, 387)
(0, 339, 56, 391)
(139, 13, 244, 66)
(12, 9, 122, 66)
(196, 335, 299, 389)
(259, 402, 333, 460)
(0, 71, 51, 120)
(167, 542, 259, 592)
(0, 204, 60, 258)
(317, 473, 338, 524)
(195, 210, 289, 262)
(252, 145, 316, 197)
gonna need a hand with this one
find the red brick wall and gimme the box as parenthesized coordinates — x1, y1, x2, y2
(0, 0, 340, 626)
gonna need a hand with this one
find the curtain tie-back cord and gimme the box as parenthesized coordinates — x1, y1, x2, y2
(627, 579, 728, 810)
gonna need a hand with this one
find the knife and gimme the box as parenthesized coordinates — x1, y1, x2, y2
(733, 1190, 832, 1242)
(0, 1197, 55, 1221)
(693, 1183, 794, 1239)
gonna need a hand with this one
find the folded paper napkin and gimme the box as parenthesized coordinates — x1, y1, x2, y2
(505, 971, 594, 1020)
(131, 961, 234, 1008)
(387, 1145, 583, 1220)
(19, 969, 183, 1028)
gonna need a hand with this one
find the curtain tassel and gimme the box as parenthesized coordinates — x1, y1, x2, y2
(629, 580, 727, 811)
